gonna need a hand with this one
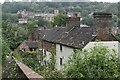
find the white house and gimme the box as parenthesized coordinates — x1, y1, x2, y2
(43, 12, 120, 70)
(18, 18, 28, 24)
(55, 41, 120, 70)
(17, 9, 59, 23)
(56, 44, 74, 70)
(83, 41, 120, 57)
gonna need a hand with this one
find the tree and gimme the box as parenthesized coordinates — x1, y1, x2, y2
(52, 13, 67, 27)
(115, 34, 120, 41)
(112, 14, 118, 27)
(31, 2, 39, 11)
(36, 17, 49, 27)
(118, 2, 120, 27)
(64, 46, 120, 78)
(2, 21, 27, 50)
(81, 16, 93, 26)
(2, 13, 18, 23)
(27, 20, 36, 35)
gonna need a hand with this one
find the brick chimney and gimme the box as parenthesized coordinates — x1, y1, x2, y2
(66, 12, 81, 29)
(93, 12, 114, 41)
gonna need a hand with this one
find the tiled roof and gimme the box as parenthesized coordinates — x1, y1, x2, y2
(43, 27, 66, 42)
(42, 25, 119, 48)
(43, 27, 95, 48)
(57, 27, 95, 48)
(31, 27, 50, 40)
(25, 41, 39, 48)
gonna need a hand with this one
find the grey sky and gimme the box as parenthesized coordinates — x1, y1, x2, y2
(1, 0, 119, 3)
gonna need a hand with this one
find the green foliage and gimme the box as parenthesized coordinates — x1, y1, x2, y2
(2, 2, 118, 27)
(2, 2, 119, 78)
(19, 49, 64, 79)
(2, 40, 11, 65)
(115, 34, 120, 41)
(31, 2, 39, 11)
(2, 2, 33, 13)
(41, 70, 64, 79)
(112, 14, 118, 27)
(64, 46, 120, 78)
(2, 21, 28, 50)
(24, 51, 36, 55)
(36, 17, 49, 27)
(82, 15, 93, 26)
(27, 20, 36, 34)
(2, 57, 26, 78)
(118, 2, 120, 27)
(12, 52, 22, 61)
(52, 13, 67, 27)
(2, 13, 18, 23)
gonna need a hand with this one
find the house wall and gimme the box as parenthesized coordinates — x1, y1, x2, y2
(56, 44, 74, 70)
(18, 42, 30, 51)
(83, 41, 120, 57)
(19, 19, 28, 24)
(118, 43, 120, 58)
(55, 41, 120, 70)
(43, 16, 54, 22)
(43, 41, 56, 52)
(42, 49, 51, 62)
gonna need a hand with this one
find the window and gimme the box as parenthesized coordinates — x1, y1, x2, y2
(60, 44, 62, 51)
(44, 50, 46, 55)
(60, 58, 63, 65)
(22, 48, 25, 52)
(30, 48, 33, 51)
(75, 13, 78, 17)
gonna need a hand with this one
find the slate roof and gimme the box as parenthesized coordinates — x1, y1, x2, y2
(43, 27, 95, 48)
(43, 27, 66, 42)
(31, 27, 50, 40)
(37, 28, 50, 39)
(25, 41, 39, 48)
(57, 27, 95, 48)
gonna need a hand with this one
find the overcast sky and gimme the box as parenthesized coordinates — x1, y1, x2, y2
(0, 0, 119, 3)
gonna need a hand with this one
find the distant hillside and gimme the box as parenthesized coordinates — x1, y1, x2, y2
(2, 2, 118, 15)
(2, 2, 118, 26)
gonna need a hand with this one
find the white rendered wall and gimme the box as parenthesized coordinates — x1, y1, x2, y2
(83, 41, 120, 57)
(56, 44, 74, 70)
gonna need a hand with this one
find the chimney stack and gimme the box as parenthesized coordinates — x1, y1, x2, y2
(93, 12, 113, 40)
(66, 12, 81, 29)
